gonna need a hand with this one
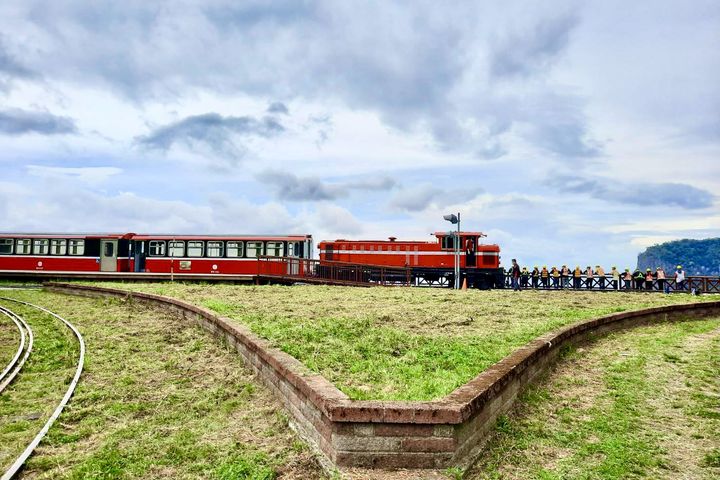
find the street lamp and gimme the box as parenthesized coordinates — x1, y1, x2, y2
(443, 212, 461, 289)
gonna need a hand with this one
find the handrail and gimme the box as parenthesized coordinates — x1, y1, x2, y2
(503, 274, 720, 293)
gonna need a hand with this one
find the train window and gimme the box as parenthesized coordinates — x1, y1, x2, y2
(33, 239, 50, 255)
(149, 241, 166, 256)
(187, 241, 204, 257)
(441, 236, 455, 250)
(51, 239, 67, 255)
(288, 242, 301, 257)
(207, 241, 224, 257)
(0, 239, 13, 254)
(104, 242, 114, 257)
(168, 241, 185, 257)
(69, 239, 85, 255)
(227, 241, 243, 257)
(246, 241, 264, 257)
(266, 241, 283, 257)
(16, 239, 31, 255)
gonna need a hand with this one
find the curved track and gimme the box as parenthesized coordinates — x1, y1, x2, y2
(0, 297, 85, 480)
(0, 305, 33, 394)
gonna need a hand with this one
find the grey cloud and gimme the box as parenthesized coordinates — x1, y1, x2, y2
(0, 108, 77, 136)
(546, 175, 715, 209)
(390, 184, 443, 212)
(476, 141, 508, 160)
(0, 37, 37, 91)
(257, 171, 342, 201)
(344, 176, 396, 191)
(522, 94, 602, 159)
(530, 121, 601, 159)
(257, 171, 396, 201)
(490, 14, 578, 79)
(136, 113, 284, 161)
(390, 184, 484, 212)
(6, 2, 598, 159)
(267, 102, 289, 114)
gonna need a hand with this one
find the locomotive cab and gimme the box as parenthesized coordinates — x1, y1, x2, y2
(434, 231, 488, 268)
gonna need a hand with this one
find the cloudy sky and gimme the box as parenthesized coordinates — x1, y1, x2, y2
(1, 0, 718, 268)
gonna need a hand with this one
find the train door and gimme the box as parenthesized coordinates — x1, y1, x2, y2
(133, 241, 146, 272)
(100, 239, 118, 272)
(287, 241, 300, 275)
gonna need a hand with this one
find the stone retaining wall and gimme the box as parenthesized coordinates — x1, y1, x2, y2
(45, 283, 720, 470)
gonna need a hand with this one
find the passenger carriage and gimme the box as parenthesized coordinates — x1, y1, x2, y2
(0, 233, 313, 275)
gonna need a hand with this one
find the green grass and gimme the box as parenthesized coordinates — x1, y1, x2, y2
(0, 301, 78, 471)
(467, 317, 720, 480)
(81, 282, 720, 401)
(0, 290, 324, 479)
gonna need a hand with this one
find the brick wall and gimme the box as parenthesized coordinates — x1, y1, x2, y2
(46, 283, 720, 470)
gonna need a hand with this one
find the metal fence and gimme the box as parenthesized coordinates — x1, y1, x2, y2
(502, 274, 720, 293)
(256, 256, 412, 286)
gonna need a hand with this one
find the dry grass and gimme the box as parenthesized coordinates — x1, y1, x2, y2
(0, 289, 325, 479)
(467, 316, 720, 480)
(83, 282, 720, 401)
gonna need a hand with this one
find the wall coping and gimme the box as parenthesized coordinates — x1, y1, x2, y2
(45, 282, 720, 426)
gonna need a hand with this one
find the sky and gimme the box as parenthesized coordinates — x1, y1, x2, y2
(0, 0, 718, 268)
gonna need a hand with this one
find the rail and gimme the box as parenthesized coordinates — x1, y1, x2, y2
(0, 306, 34, 394)
(0, 298, 85, 480)
(502, 274, 720, 293)
(256, 256, 412, 286)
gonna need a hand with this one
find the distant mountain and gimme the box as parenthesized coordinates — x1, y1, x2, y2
(637, 238, 720, 276)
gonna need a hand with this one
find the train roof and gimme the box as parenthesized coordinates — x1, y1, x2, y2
(0, 232, 130, 239)
(130, 234, 311, 241)
(320, 232, 488, 244)
(0, 232, 312, 241)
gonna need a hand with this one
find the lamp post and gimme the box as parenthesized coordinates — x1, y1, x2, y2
(443, 212, 461, 289)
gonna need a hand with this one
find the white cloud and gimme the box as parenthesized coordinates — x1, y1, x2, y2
(27, 165, 122, 183)
(0, 0, 716, 271)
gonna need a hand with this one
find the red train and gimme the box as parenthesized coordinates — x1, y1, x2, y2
(0, 233, 313, 275)
(318, 231, 503, 288)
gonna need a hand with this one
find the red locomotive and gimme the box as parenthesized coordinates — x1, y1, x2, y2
(317, 231, 503, 288)
(0, 233, 313, 276)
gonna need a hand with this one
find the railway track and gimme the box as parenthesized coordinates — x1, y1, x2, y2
(0, 305, 34, 394)
(0, 297, 85, 480)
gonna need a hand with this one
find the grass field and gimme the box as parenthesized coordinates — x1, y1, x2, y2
(0, 290, 325, 479)
(0, 299, 78, 475)
(467, 316, 720, 480)
(0, 309, 20, 374)
(82, 283, 720, 401)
